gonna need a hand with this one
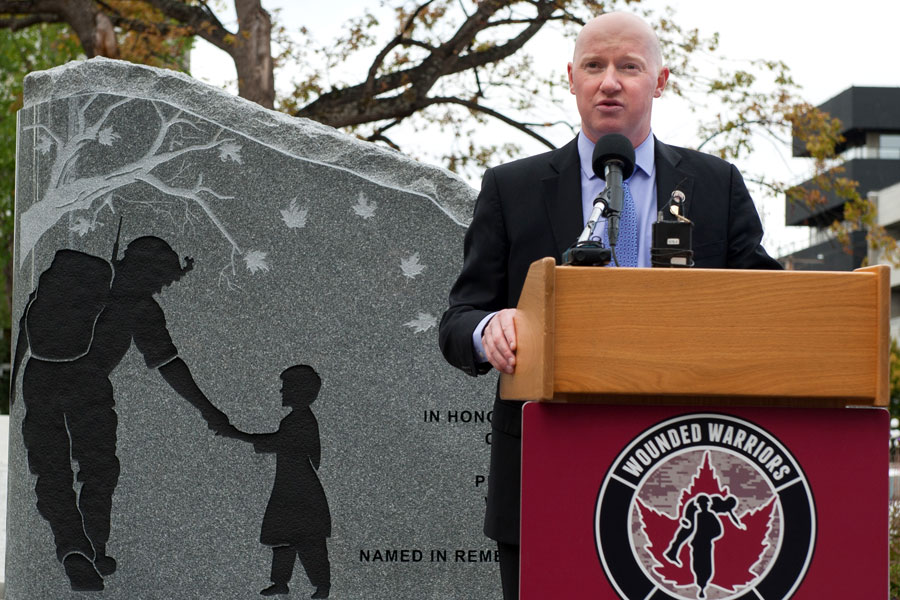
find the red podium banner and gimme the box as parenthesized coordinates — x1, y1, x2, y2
(520, 403, 888, 600)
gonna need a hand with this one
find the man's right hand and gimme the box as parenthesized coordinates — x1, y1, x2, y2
(482, 308, 517, 374)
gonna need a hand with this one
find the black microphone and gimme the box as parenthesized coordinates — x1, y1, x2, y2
(591, 134, 635, 251)
(562, 134, 635, 266)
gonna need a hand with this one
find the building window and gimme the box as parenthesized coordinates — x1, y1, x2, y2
(881, 134, 900, 159)
(840, 133, 900, 160)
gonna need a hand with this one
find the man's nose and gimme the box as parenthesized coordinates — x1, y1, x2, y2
(598, 68, 621, 92)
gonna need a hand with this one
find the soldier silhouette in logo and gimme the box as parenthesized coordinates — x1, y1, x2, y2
(664, 493, 740, 599)
(10, 229, 231, 592)
(219, 365, 332, 598)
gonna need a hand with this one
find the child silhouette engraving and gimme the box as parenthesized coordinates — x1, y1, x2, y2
(221, 366, 332, 598)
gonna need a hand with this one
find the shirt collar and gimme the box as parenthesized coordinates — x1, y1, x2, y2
(577, 131, 655, 181)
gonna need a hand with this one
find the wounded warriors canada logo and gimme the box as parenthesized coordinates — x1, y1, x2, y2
(595, 413, 816, 600)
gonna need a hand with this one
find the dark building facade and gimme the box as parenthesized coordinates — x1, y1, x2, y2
(781, 87, 900, 271)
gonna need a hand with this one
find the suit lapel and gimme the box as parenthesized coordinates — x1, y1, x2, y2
(541, 138, 583, 259)
(655, 139, 695, 220)
(537, 137, 696, 259)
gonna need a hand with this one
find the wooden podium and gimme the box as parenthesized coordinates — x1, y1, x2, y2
(506, 258, 890, 600)
(501, 257, 889, 407)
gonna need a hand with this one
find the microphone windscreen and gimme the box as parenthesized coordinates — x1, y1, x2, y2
(592, 133, 636, 180)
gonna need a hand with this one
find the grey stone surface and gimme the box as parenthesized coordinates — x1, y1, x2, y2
(0, 415, 7, 584)
(8, 58, 499, 599)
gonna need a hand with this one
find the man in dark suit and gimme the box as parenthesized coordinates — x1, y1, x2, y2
(438, 12, 781, 600)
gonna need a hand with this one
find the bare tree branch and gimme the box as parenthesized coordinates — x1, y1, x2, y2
(141, 0, 232, 51)
(366, 131, 401, 151)
(0, 13, 62, 29)
(298, 1, 558, 127)
(0, 0, 98, 54)
(2, 0, 559, 140)
(362, 0, 438, 102)
(427, 96, 556, 149)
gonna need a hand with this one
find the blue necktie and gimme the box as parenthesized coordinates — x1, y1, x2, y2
(616, 180, 638, 267)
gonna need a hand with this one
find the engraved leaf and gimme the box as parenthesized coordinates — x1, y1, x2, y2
(280, 198, 308, 229)
(404, 312, 436, 333)
(243, 250, 270, 273)
(400, 253, 426, 279)
(352, 192, 377, 219)
(35, 134, 53, 155)
(97, 126, 120, 146)
(218, 141, 243, 164)
(69, 217, 99, 237)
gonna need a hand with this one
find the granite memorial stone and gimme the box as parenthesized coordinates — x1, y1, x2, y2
(7, 58, 500, 599)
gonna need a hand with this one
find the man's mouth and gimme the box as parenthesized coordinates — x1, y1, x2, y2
(596, 99, 623, 110)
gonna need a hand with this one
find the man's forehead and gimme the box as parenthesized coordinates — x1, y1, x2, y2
(572, 14, 660, 63)
(575, 29, 652, 53)
(575, 46, 650, 64)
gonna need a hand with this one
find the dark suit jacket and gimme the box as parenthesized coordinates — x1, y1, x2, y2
(438, 136, 782, 544)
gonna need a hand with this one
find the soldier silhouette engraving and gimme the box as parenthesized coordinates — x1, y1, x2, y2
(664, 493, 740, 599)
(220, 365, 332, 598)
(10, 231, 231, 592)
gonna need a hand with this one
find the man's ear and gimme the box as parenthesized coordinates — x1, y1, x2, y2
(654, 66, 670, 98)
(567, 62, 576, 95)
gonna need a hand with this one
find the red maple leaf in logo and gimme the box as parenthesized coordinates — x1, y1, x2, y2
(636, 452, 776, 595)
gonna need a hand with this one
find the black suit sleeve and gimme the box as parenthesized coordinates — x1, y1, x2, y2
(725, 164, 783, 270)
(657, 140, 782, 271)
(439, 167, 510, 377)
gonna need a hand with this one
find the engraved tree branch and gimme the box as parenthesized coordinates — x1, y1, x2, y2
(18, 95, 262, 281)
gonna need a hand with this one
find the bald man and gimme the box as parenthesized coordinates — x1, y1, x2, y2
(439, 12, 780, 599)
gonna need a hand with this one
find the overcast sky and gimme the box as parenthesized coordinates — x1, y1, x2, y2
(190, 0, 900, 255)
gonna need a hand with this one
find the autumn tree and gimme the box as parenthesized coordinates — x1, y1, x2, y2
(0, 1, 803, 170)
(1, 0, 895, 410)
(1, 1, 878, 232)
(0, 0, 234, 93)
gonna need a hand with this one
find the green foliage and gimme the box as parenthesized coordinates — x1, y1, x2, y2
(110, 1, 195, 71)
(0, 24, 82, 413)
(891, 339, 900, 421)
(892, 500, 900, 599)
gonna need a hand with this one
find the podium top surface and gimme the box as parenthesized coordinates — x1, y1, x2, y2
(499, 259, 890, 407)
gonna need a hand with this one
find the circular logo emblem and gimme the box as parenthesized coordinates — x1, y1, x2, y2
(595, 413, 815, 600)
